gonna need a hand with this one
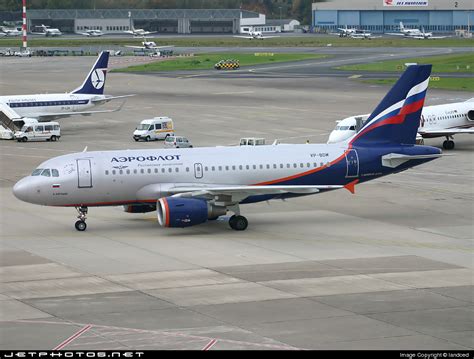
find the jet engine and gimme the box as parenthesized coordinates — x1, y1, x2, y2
(157, 197, 226, 228)
(467, 110, 474, 121)
(123, 204, 156, 213)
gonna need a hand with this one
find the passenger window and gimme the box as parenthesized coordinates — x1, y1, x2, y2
(273, 164, 277, 169)
(41, 169, 51, 177)
(105, 170, 109, 175)
(307, 163, 310, 167)
(134, 169, 137, 174)
(119, 170, 123, 175)
(218, 166, 222, 171)
(266, 164, 270, 169)
(300, 163, 304, 168)
(239, 165, 243, 170)
(140, 169, 144, 174)
(186, 167, 190, 172)
(175, 168, 179, 172)
(112, 170, 116, 175)
(161, 168, 165, 173)
(212, 166, 215, 171)
(45, 125, 53, 131)
(154, 168, 158, 173)
(293, 163, 297, 168)
(52, 169, 59, 177)
(232, 166, 236, 170)
(126, 169, 130, 174)
(253, 165, 256, 170)
(147, 169, 151, 174)
(205, 166, 209, 171)
(35, 126, 43, 132)
(168, 168, 172, 173)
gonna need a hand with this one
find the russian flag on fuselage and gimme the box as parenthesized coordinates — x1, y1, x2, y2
(350, 65, 431, 146)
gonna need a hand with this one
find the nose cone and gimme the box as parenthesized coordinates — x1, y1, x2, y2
(13, 177, 32, 203)
(327, 130, 356, 144)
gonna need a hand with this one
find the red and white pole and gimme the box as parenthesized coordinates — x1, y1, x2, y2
(22, 0, 27, 49)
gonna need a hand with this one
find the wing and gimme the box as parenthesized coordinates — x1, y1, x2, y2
(149, 45, 174, 49)
(261, 36, 280, 39)
(420, 128, 474, 136)
(124, 45, 146, 49)
(233, 35, 253, 39)
(385, 33, 405, 36)
(136, 183, 342, 204)
(31, 101, 127, 121)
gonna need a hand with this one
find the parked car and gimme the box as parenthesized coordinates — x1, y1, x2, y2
(164, 135, 193, 148)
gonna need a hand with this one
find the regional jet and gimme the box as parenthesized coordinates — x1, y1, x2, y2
(234, 29, 279, 40)
(31, 24, 62, 37)
(386, 22, 449, 39)
(78, 29, 105, 37)
(124, 37, 174, 50)
(124, 24, 156, 37)
(327, 99, 474, 149)
(0, 26, 21, 36)
(13, 65, 442, 232)
(0, 51, 133, 137)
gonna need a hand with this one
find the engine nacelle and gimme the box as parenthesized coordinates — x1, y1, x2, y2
(467, 110, 474, 121)
(157, 197, 226, 228)
(123, 203, 156, 213)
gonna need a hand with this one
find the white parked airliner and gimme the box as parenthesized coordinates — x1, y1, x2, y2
(327, 99, 474, 149)
(0, 51, 132, 122)
(13, 65, 443, 232)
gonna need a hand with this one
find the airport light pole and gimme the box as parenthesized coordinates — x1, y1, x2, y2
(22, 0, 27, 50)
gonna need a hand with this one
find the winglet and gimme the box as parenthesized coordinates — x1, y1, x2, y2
(344, 179, 359, 194)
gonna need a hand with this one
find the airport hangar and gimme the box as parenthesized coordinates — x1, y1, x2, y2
(0, 8, 267, 34)
(312, 0, 474, 33)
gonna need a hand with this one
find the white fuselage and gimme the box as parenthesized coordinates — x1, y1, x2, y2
(327, 101, 474, 143)
(19, 144, 349, 207)
(0, 94, 104, 119)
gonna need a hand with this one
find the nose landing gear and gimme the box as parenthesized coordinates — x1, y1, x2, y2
(75, 206, 88, 231)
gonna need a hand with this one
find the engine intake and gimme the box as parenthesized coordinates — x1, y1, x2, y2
(467, 110, 474, 121)
(157, 197, 226, 228)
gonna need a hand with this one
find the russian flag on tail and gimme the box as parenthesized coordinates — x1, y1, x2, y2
(350, 64, 431, 146)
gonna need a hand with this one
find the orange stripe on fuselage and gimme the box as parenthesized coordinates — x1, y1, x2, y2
(253, 151, 348, 186)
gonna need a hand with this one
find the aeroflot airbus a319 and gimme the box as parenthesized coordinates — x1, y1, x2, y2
(13, 65, 442, 232)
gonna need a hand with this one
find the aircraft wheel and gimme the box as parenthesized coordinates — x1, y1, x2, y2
(443, 140, 455, 150)
(75, 220, 87, 231)
(229, 215, 248, 231)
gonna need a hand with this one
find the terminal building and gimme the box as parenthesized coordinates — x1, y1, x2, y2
(312, 0, 474, 33)
(0, 9, 266, 34)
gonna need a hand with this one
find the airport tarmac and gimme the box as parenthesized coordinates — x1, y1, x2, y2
(0, 53, 473, 350)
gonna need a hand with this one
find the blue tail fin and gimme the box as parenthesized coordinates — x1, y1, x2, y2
(72, 51, 109, 95)
(350, 64, 431, 146)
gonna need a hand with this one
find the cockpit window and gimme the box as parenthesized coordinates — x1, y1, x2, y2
(32, 168, 43, 176)
(41, 169, 51, 177)
(51, 169, 59, 177)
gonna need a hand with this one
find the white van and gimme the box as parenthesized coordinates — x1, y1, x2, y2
(14, 122, 60, 142)
(133, 117, 174, 142)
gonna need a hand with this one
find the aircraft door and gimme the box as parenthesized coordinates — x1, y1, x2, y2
(345, 149, 359, 178)
(194, 163, 203, 179)
(77, 159, 93, 188)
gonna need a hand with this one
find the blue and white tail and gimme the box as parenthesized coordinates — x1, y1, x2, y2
(72, 51, 109, 95)
(350, 64, 431, 146)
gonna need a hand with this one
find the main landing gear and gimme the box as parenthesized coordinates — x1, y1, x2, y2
(442, 136, 455, 150)
(75, 206, 88, 231)
(227, 205, 248, 231)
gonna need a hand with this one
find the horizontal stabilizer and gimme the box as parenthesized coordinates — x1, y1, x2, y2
(382, 153, 442, 168)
